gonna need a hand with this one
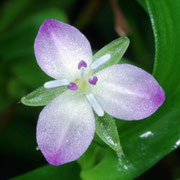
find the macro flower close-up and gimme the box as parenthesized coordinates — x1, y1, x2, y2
(1, 0, 180, 179)
(34, 19, 165, 165)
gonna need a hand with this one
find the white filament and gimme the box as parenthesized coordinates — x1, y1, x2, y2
(80, 67, 85, 80)
(44, 79, 69, 89)
(90, 54, 111, 70)
(86, 93, 104, 117)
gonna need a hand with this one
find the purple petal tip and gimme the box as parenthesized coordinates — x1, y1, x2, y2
(91, 64, 165, 120)
(39, 19, 58, 36)
(152, 86, 165, 107)
(46, 154, 62, 166)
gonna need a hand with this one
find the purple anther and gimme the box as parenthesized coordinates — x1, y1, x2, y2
(67, 82, 78, 90)
(88, 76, 98, 85)
(78, 60, 87, 70)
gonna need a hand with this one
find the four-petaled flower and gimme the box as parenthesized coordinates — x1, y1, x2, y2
(34, 19, 165, 165)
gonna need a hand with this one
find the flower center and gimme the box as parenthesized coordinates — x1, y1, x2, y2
(67, 60, 98, 92)
(43, 55, 113, 117)
(74, 78, 88, 92)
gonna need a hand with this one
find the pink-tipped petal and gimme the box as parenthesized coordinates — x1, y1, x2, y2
(92, 64, 165, 120)
(34, 19, 92, 80)
(36, 91, 95, 165)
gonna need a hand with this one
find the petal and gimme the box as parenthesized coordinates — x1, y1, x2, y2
(92, 64, 165, 120)
(36, 91, 95, 165)
(34, 19, 92, 80)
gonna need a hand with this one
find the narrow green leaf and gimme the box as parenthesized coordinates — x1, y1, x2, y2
(21, 86, 66, 106)
(11, 162, 80, 180)
(95, 113, 123, 155)
(92, 37, 130, 73)
(81, 149, 133, 180)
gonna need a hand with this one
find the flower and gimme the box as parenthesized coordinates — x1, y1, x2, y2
(34, 19, 165, 166)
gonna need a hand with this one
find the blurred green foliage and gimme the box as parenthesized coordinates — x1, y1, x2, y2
(12, 163, 81, 180)
(0, 0, 180, 180)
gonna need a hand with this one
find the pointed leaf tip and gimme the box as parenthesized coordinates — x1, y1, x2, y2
(21, 86, 67, 106)
(95, 113, 122, 153)
(92, 37, 130, 73)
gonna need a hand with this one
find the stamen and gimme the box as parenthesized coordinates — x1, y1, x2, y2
(90, 54, 111, 70)
(86, 93, 104, 117)
(78, 60, 87, 70)
(67, 82, 78, 90)
(88, 76, 98, 85)
(81, 67, 85, 79)
(44, 79, 69, 89)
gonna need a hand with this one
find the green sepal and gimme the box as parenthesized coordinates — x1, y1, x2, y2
(92, 37, 130, 73)
(95, 113, 123, 155)
(21, 86, 67, 106)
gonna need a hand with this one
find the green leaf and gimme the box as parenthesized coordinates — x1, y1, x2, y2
(95, 113, 123, 155)
(11, 163, 80, 180)
(81, 149, 133, 180)
(21, 86, 67, 106)
(80, 0, 180, 179)
(92, 37, 130, 73)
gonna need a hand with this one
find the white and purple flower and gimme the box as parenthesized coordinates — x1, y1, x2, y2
(34, 19, 165, 165)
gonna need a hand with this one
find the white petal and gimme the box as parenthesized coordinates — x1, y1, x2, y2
(92, 64, 165, 120)
(34, 19, 92, 80)
(37, 91, 95, 165)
